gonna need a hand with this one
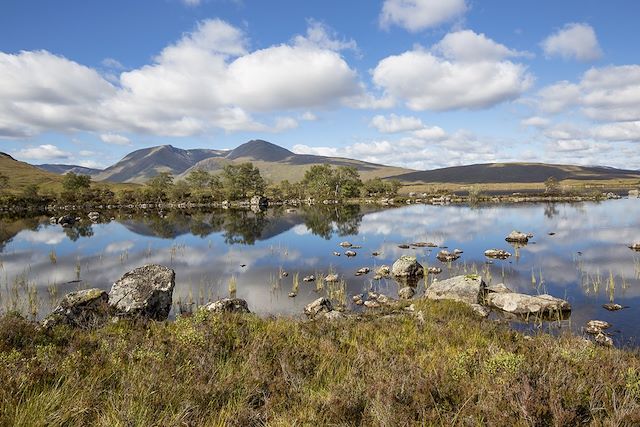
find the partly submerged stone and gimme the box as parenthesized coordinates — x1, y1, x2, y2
(425, 275, 484, 305)
(304, 297, 333, 319)
(109, 264, 175, 320)
(484, 249, 511, 260)
(42, 288, 109, 329)
(202, 298, 250, 314)
(585, 320, 611, 335)
(505, 230, 530, 243)
(391, 256, 424, 278)
(486, 292, 570, 318)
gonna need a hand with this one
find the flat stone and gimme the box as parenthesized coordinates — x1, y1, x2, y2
(486, 292, 570, 317)
(202, 298, 250, 313)
(425, 275, 484, 305)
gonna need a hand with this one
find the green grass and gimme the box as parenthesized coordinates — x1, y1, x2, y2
(0, 299, 639, 425)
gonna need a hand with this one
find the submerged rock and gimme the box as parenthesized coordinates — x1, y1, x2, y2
(486, 292, 570, 318)
(397, 244, 411, 249)
(603, 303, 625, 311)
(427, 267, 442, 275)
(484, 249, 511, 260)
(339, 241, 353, 248)
(391, 256, 424, 278)
(203, 298, 250, 313)
(304, 297, 333, 319)
(585, 320, 611, 335)
(344, 250, 357, 257)
(436, 250, 460, 262)
(303, 275, 316, 282)
(425, 275, 484, 305)
(42, 288, 109, 329)
(324, 273, 339, 283)
(629, 243, 640, 251)
(505, 230, 530, 243)
(109, 264, 176, 320)
(355, 267, 370, 276)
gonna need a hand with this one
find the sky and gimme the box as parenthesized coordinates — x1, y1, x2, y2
(1, 0, 640, 171)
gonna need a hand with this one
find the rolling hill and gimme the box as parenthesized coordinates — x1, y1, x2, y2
(92, 145, 228, 183)
(0, 151, 63, 194)
(180, 140, 412, 183)
(37, 164, 102, 176)
(393, 163, 640, 184)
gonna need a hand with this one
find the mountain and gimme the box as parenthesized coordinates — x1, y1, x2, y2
(393, 163, 640, 184)
(94, 145, 228, 183)
(0, 151, 63, 193)
(37, 164, 102, 176)
(181, 139, 412, 182)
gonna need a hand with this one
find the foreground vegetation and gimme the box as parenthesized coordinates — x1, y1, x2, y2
(1, 299, 639, 425)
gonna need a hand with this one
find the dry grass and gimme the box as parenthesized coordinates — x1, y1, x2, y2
(0, 299, 639, 425)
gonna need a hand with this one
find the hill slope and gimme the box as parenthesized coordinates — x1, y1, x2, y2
(393, 163, 640, 184)
(181, 140, 412, 183)
(36, 164, 102, 176)
(0, 152, 63, 194)
(94, 145, 228, 183)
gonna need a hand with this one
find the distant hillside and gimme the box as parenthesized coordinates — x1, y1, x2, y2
(37, 164, 102, 176)
(0, 151, 63, 194)
(393, 163, 640, 184)
(181, 140, 412, 183)
(94, 145, 228, 183)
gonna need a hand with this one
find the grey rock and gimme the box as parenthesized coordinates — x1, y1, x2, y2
(42, 288, 109, 329)
(505, 230, 529, 243)
(398, 286, 416, 299)
(323, 310, 345, 320)
(603, 303, 625, 311)
(339, 241, 353, 248)
(585, 320, 611, 334)
(484, 249, 511, 259)
(486, 283, 512, 294)
(470, 303, 491, 318)
(391, 256, 424, 277)
(486, 292, 570, 317)
(355, 267, 370, 276)
(324, 273, 339, 283)
(425, 275, 484, 305)
(595, 332, 613, 347)
(202, 298, 250, 313)
(109, 264, 176, 320)
(304, 297, 333, 319)
(436, 250, 460, 262)
(344, 250, 357, 257)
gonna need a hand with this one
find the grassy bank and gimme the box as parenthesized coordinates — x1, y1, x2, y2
(1, 300, 639, 426)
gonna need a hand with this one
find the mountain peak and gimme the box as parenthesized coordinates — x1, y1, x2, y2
(226, 139, 294, 162)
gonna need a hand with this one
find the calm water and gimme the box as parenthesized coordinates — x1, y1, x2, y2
(2, 200, 640, 345)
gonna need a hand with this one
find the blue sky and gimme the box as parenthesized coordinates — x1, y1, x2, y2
(1, 0, 639, 170)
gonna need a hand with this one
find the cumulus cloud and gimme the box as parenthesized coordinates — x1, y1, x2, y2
(541, 23, 602, 61)
(13, 144, 71, 161)
(372, 31, 534, 111)
(0, 19, 363, 139)
(293, 127, 503, 170)
(534, 65, 640, 126)
(380, 0, 467, 32)
(521, 116, 550, 128)
(370, 114, 424, 133)
(590, 121, 640, 142)
(100, 133, 131, 145)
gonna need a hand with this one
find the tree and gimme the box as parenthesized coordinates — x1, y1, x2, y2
(221, 163, 265, 200)
(185, 169, 213, 189)
(335, 166, 362, 198)
(62, 172, 91, 192)
(301, 164, 336, 200)
(362, 177, 402, 197)
(146, 172, 174, 201)
(544, 176, 560, 194)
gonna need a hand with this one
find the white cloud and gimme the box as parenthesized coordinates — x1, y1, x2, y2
(541, 23, 602, 61)
(370, 114, 424, 133)
(300, 111, 317, 121)
(101, 58, 124, 70)
(273, 117, 298, 131)
(105, 240, 135, 254)
(17, 228, 66, 245)
(13, 144, 71, 161)
(293, 19, 358, 53)
(590, 121, 640, 142)
(77, 160, 104, 169)
(99, 133, 131, 145)
(0, 50, 116, 138)
(535, 81, 581, 114)
(0, 19, 363, 139)
(434, 30, 531, 62)
(521, 116, 550, 128)
(294, 127, 502, 170)
(182, 0, 201, 6)
(372, 33, 534, 111)
(380, 0, 467, 32)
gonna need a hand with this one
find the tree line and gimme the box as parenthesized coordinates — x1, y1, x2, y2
(0, 163, 401, 206)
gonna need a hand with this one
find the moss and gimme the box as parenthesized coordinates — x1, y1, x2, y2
(0, 301, 638, 425)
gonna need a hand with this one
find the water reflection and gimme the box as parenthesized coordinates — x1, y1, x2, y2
(1, 200, 640, 345)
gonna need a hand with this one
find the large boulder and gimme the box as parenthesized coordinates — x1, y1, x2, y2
(485, 292, 570, 317)
(425, 275, 484, 305)
(304, 297, 333, 319)
(109, 264, 176, 320)
(42, 288, 109, 329)
(202, 298, 250, 313)
(392, 256, 424, 277)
